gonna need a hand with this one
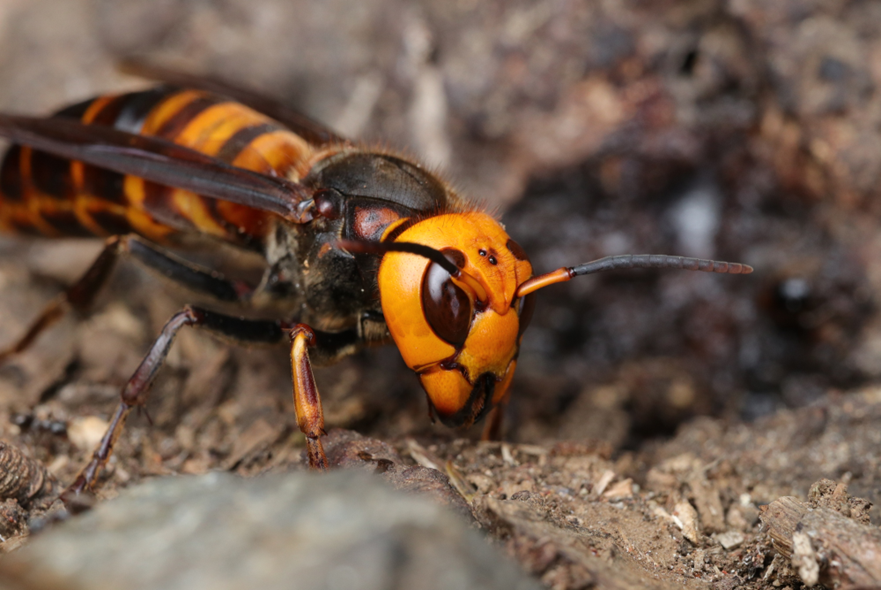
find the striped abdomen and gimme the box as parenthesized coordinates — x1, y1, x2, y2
(0, 87, 325, 248)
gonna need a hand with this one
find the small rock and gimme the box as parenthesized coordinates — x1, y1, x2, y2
(713, 530, 745, 550)
(510, 490, 531, 501)
(602, 478, 633, 501)
(0, 471, 540, 590)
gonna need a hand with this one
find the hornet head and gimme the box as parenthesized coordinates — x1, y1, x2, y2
(377, 211, 535, 427)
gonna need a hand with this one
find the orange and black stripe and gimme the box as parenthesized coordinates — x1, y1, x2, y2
(0, 87, 330, 249)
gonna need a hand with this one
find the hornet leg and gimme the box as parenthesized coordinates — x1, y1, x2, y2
(482, 403, 506, 441)
(62, 307, 286, 501)
(286, 324, 362, 469)
(481, 385, 513, 442)
(289, 324, 328, 470)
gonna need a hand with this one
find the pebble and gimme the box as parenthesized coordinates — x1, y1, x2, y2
(0, 471, 541, 590)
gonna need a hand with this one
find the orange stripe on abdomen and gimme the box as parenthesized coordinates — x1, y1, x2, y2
(0, 87, 321, 246)
(139, 100, 317, 244)
(0, 91, 171, 238)
(140, 101, 265, 239)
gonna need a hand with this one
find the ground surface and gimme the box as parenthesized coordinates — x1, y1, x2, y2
(1, 1, 881, 589)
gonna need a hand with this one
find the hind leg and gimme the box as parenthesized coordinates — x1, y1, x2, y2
(62, 307, 286, 499)
(62, 312, 362, 501)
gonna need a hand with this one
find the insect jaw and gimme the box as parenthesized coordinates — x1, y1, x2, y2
(418, 363, 497, 428)
(413, 302, 520, 428)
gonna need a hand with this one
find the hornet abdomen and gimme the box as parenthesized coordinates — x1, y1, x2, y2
(0, 87, 327, 248)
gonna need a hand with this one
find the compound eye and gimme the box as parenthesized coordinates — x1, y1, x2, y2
(421, 248, 473, 347)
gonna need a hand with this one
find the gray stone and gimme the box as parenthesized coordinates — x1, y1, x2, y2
(0, 472, 540, 590)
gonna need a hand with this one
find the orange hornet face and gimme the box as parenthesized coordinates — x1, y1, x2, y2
(377, 212, 535, 427)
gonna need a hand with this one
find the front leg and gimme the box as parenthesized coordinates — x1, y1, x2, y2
(289, 324, 328, 470)
(287, 318, 378, 469)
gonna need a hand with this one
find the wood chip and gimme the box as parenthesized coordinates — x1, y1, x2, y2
(791, 531, 819, 586)
(688, 475, 725, 533)
(593, 469, 615, 497)
(405, 439, 442, 471)
(673, 501, 700, 544)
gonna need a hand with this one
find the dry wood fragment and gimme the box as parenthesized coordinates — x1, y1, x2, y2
(673, 501, 700, 544)
(761, 492, 881, 589)
(688, 475, 726, 533)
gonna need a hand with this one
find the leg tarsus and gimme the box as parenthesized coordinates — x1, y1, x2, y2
(61, 402, 133, 501)
(62, 306, 200, 498)
(306, 437, 329, 471)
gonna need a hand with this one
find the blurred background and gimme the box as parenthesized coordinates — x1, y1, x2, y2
(1, 0, 880, 467)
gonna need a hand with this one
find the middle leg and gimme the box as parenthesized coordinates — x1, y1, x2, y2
(0, 234, 255, 363)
